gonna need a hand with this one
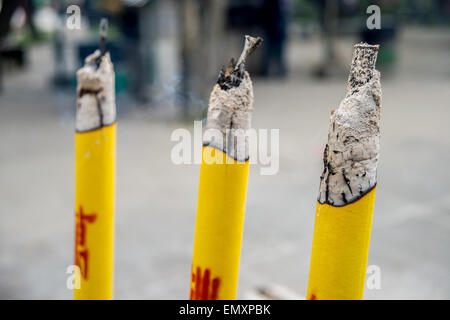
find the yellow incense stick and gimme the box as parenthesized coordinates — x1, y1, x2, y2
(74, 44, 116, 299)
(307, 43, 381, 300)
(307, 188, 376, 300)
(190, 147, 249, 300)
(190, 35, 262, 300)
(74, 123, 116, 300)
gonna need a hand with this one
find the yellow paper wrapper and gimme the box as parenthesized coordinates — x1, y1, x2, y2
(307, 187, 376, 300)
(190, 146, 249, 300)
(74, 124, 116, 300)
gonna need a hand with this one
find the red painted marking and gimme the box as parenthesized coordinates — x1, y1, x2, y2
(195, 266, 202, 300)
(211, 278, 220, 300)
(309, 293, 317, 300)
(74, 206, 97, 280)
(201, 269, 210, 300)
(190, 266, 221, 300)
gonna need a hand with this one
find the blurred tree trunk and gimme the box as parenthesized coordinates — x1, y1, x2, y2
(323, 0, 338, 65)
(0, 0, 20, 93)
(178, 0, 227, 119)
(313, 0, 345, 78)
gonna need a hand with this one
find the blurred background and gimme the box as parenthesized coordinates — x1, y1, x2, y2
(0, 0, 449, 299)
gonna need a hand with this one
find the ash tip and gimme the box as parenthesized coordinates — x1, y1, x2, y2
(354, 42, 379, 51)
(217, 35, 262, 91)
(99, 18, 108, 54)
(245, 35, 263, 49)
(347, 42, 380, 92)
(100, 18, 108, 40)
(235, 35, 263, 71)
(96, 18, 109, 68)
(351, 42, 379, 66)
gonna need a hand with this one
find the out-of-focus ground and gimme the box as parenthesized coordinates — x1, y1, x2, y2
(0, 27, 449, 299)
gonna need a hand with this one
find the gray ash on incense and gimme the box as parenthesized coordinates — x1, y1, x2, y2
(76, 19, 115, 132)
(347, 43, 379, 96)
(318, 43, 382, 206)
(203, 35, 262, 162)
(76, 50, 116, 132)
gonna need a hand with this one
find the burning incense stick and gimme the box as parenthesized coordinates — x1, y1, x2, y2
(99, 18, 108, 55)
(74, 19, 116, 300)
(190, 35, 262, 300)
(307, 43, 381, 300)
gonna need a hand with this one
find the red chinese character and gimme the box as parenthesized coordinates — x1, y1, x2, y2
(190, 266, 221, 300)
(74, 206, 97, 279)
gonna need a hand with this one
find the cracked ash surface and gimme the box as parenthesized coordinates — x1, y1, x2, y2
(204, 64, 254, 162)
(318, 44, 381, 206)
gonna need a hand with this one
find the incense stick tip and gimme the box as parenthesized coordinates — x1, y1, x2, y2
(235, 35, 263, 70)
(347, 42, 379, 92)
(354, 42, 379, 51)
(100, 18, 108, 39)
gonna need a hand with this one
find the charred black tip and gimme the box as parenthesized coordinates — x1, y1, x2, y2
(216, 35, 263, 91)
(217, 61, 245, 91)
